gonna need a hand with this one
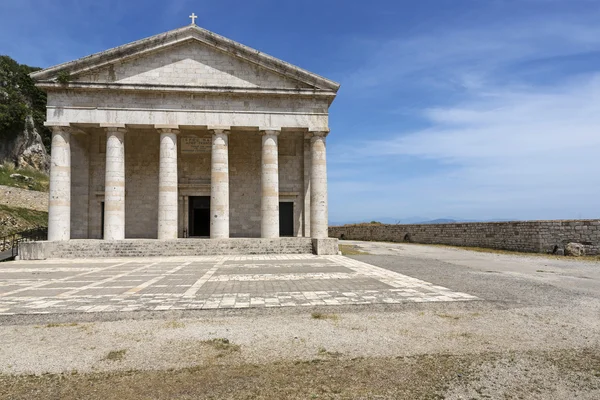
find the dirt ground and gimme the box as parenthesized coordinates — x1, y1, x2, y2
(1, 241, 599, 399)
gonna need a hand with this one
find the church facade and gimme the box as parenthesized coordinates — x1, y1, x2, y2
(31, 23, 339, 246)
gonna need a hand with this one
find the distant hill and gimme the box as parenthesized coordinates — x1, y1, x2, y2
(419, 218, 458, 224)
(330, 217, 516, 226)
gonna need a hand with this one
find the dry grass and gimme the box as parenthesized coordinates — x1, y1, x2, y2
(201, 338, 241, 353)
(2, 349, 599, 399)
(436, 313, 461, 320)
(311, 312, 340, 321)
(0, 162, 49, 192)
(43, 323, 78, 328)
(0, 205, 47, 237)
(0, 354, 471, 400)
(164, 320, 185, 329)
(104, 350, 127, 362)
(338, 244, 369, 256)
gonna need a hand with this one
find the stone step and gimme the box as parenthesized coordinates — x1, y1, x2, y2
(19, 238, 339, 259)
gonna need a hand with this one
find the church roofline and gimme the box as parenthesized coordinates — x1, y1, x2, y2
(29, 24, 340, 92)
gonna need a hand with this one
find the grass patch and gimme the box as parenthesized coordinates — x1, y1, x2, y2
(164, 320, 185, 329)
(317, 347, 343, 358)
(104, 350, 127, 362)
(44, 323, 78, 328)
(311, 312, 339, 321)
(201, 338, 240, 353)
(0, 162, 48, 192)
(4, 349, 598, 400)
(0, 204, 47, 237)
(0, 353, 475, 399)
(339, 244, 370, 256)
(436, 313, 460, 320)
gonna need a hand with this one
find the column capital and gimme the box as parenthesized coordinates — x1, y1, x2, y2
(157, 128, 180, 135)
(307, 130, 329, 138)
(48, 125, 74, 134)
(207, 125, 231, 134)
(155, 125, 180, 134)
(101, 124, 127, 134)
(260, 129, 280, 136)
(209, 129, 230, 135)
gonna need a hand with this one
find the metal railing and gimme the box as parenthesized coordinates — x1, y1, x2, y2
(0, 226, 47, 260)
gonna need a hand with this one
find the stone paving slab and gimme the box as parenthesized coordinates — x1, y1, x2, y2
(0, 255, 478, 315)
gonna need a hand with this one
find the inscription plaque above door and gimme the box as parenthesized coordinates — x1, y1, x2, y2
(181, 136, 211, 153)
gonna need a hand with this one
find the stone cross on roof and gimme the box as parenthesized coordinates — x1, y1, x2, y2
(189, 13, 197, 25)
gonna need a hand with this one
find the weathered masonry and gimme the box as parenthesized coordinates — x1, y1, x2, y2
(330, 220, 600, 255)
(29, 23, 339, 257)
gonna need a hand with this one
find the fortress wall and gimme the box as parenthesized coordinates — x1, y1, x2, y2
(329, 220, 600, 255)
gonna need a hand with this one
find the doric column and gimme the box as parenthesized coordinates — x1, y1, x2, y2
(103, 127, 126, 240)
(157, 128, 179, 240)
(303, 133, 311, 237)
(210, 129, 230, 239)
(310, 131, 329, 238)
(47, 126, 71, 241)
(261, 130, 280, 238)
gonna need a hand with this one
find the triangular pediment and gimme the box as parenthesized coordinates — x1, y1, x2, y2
(30, 25, 340, 93)
(71, 40, 312, 89)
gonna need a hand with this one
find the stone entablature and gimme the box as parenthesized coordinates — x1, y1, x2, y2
(329, 220, 600, 255)
(31, 23, 339, 248)
(32, 25, 337, 132)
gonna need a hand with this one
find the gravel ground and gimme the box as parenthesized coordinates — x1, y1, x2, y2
(1, 241, 599, 399)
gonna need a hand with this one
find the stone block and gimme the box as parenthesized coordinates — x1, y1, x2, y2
(19, 241, 55, 260)
(312, 238, 339, 255)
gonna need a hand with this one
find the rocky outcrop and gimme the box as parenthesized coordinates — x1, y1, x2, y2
(0, 55, 50, 172)
(565, 242, 585, 257)
(0, 114, 49, 171)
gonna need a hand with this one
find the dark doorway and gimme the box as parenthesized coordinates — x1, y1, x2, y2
(279, 202, 294, 237)
(189, 196, 210, 237)
(100, 201, 105, 239)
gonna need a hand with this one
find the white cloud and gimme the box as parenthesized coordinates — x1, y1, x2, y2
(329, 14, 600, 221)
(344, 13, 600, 92)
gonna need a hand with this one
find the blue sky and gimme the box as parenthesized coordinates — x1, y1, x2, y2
(2, 0, 599, 223)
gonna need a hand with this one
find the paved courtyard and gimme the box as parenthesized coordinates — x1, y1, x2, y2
(0, 254, 477, 315)
(1, 242, 600, 399)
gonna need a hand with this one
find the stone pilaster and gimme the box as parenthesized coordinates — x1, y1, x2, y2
(310, 131, 329, 239)
(261, 130, 280, 238)
(210, 129, 230, 239)
(103, 127, 126, 240)
(47, 126, 71, 241)
(157, 128, 179, 240)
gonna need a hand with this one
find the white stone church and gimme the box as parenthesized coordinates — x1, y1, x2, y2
(24, 20, 340, 259)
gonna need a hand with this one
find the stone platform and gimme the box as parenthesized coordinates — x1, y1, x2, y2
(18, 238, 339, 260)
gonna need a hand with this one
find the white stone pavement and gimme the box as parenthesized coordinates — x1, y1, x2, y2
(0, 255, 478, 315)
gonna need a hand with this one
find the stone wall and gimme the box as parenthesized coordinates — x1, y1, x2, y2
(329, 220, 600, 255)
